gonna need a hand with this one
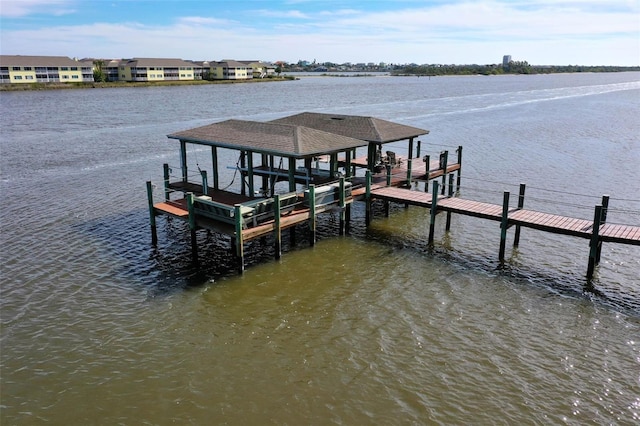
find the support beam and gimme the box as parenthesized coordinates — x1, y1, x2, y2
(288, 157, 296, 192)
(186, 192, 199, 264)
(587, 205, 603, 280)
(234, 204, 245, 273)
(513, 183, 526, 247)
(365, 170, 372, 226)
(445, 174, 454, 231)
(596, 195, 609, 263)
(247, 151, 254, 197)
(180, 140, 188, 183)
(456, 146, 463, 192)
(428, 180, 439, 245)
(499, 191, 510, 262)
(146, 181, 157, 245)
(309, 184, 316, 246)
(339, 177, 346, 235)
(274, 194, 282, 259)
(163, 163, 170, 201)
(211, 146, 219, 190)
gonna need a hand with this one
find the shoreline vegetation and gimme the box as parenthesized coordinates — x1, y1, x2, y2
(0, 75, 297, 91)
(2, 65, 638, 91)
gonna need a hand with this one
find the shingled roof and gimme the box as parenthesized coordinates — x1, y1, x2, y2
(168, 119, 367, 158)
(270, 112, 428, 143)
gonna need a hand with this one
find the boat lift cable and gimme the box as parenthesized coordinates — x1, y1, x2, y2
(221, 154, 243, 191)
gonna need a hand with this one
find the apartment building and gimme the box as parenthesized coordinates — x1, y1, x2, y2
(115, 58, 200, 82)
(0, 55, 94, 83)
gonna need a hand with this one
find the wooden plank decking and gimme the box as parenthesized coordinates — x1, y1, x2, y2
(369, 186, 640, 246)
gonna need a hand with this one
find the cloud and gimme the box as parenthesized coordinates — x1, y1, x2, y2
(0, 0, 638, 65)
(0, 0, 76, 17)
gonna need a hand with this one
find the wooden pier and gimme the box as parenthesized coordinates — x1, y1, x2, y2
(147, 111, 638, 281)
(365, 179, 639, 279)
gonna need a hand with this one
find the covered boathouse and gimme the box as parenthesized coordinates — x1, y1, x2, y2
(146, 112, 461, 272)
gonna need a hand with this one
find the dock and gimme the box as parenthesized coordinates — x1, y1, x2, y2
(146, 111, 638, 281)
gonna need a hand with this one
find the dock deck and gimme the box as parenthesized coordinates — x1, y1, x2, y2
(369, 186, 640, 246)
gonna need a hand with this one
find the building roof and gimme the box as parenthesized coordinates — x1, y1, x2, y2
(210, 60, 249, 68)
(122, 58, 196, 68)
(270, 112, 428, 143)
(168, 119, 368, 158)
(0, 55, 91, 67)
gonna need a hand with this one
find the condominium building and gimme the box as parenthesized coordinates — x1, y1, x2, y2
(115, 58, 201, 82)
(0, 55, 94, 84)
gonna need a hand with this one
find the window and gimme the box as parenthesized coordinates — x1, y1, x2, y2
(62, 75, 69, 79)
(72, 75, 79, 79)
(24, 67, 32, 71)
(60, 67, 69, 71)
(13, 66, 21, 71)
(25, 75, 34, 80)
(71, 67, 78, 71)
(14, 75, 22, 79)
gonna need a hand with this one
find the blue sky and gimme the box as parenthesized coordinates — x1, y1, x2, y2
(1, 0, 638, 65)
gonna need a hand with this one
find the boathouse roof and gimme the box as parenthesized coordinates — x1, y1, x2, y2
(269, 112, 428, 143)
(168, 119, 367, 158)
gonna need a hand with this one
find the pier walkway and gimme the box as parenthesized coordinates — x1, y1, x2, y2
(366, 182, 639, 279)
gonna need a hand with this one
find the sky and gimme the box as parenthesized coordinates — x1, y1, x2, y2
(0, 0, 639, 66)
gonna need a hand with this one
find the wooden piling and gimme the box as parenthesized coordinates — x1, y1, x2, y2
(456, 146, 463, 192)
(439, 151, 448, 195)
(339, 177, 346, 235)
(274, 194, 282, 259)
(423, 154, 430, 192)
(365, 170, 372, 226)
(146, 181, 158, 245)
(163, 164, 170, 201)
(186, 193, 199, 264)
(234, 204, 244, 273)
(445, 174, 454, 231)
(587, 205, 603, 280)
(513, 183, 526, 247)
(499, 191, 510, 262)
(309, 184, 316, 245)
(596, 195, 609, 263)
(428, 180, 439, 245)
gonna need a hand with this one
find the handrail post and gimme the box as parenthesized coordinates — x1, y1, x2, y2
(456, 145, 463, 192)
(406, 158, 413, 187)
(274, 194, 282, 259)
(308, 184, 316, 245)
(163, 163, 170, 201)
(146, 181, 157, 245)
(587, 205, 603, 280)
(499, 191, 510, 262)
(513, 183, 526, 247)
(386, 164, 392, 186)
(365, 170, 372, 226)
(416, 140, 421, 159)
(428, 180, 439, 245)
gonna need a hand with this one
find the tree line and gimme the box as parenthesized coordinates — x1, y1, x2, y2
(392, 61, 640, 76)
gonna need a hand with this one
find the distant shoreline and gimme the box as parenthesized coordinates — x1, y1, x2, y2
(0, 76, 297, 92)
